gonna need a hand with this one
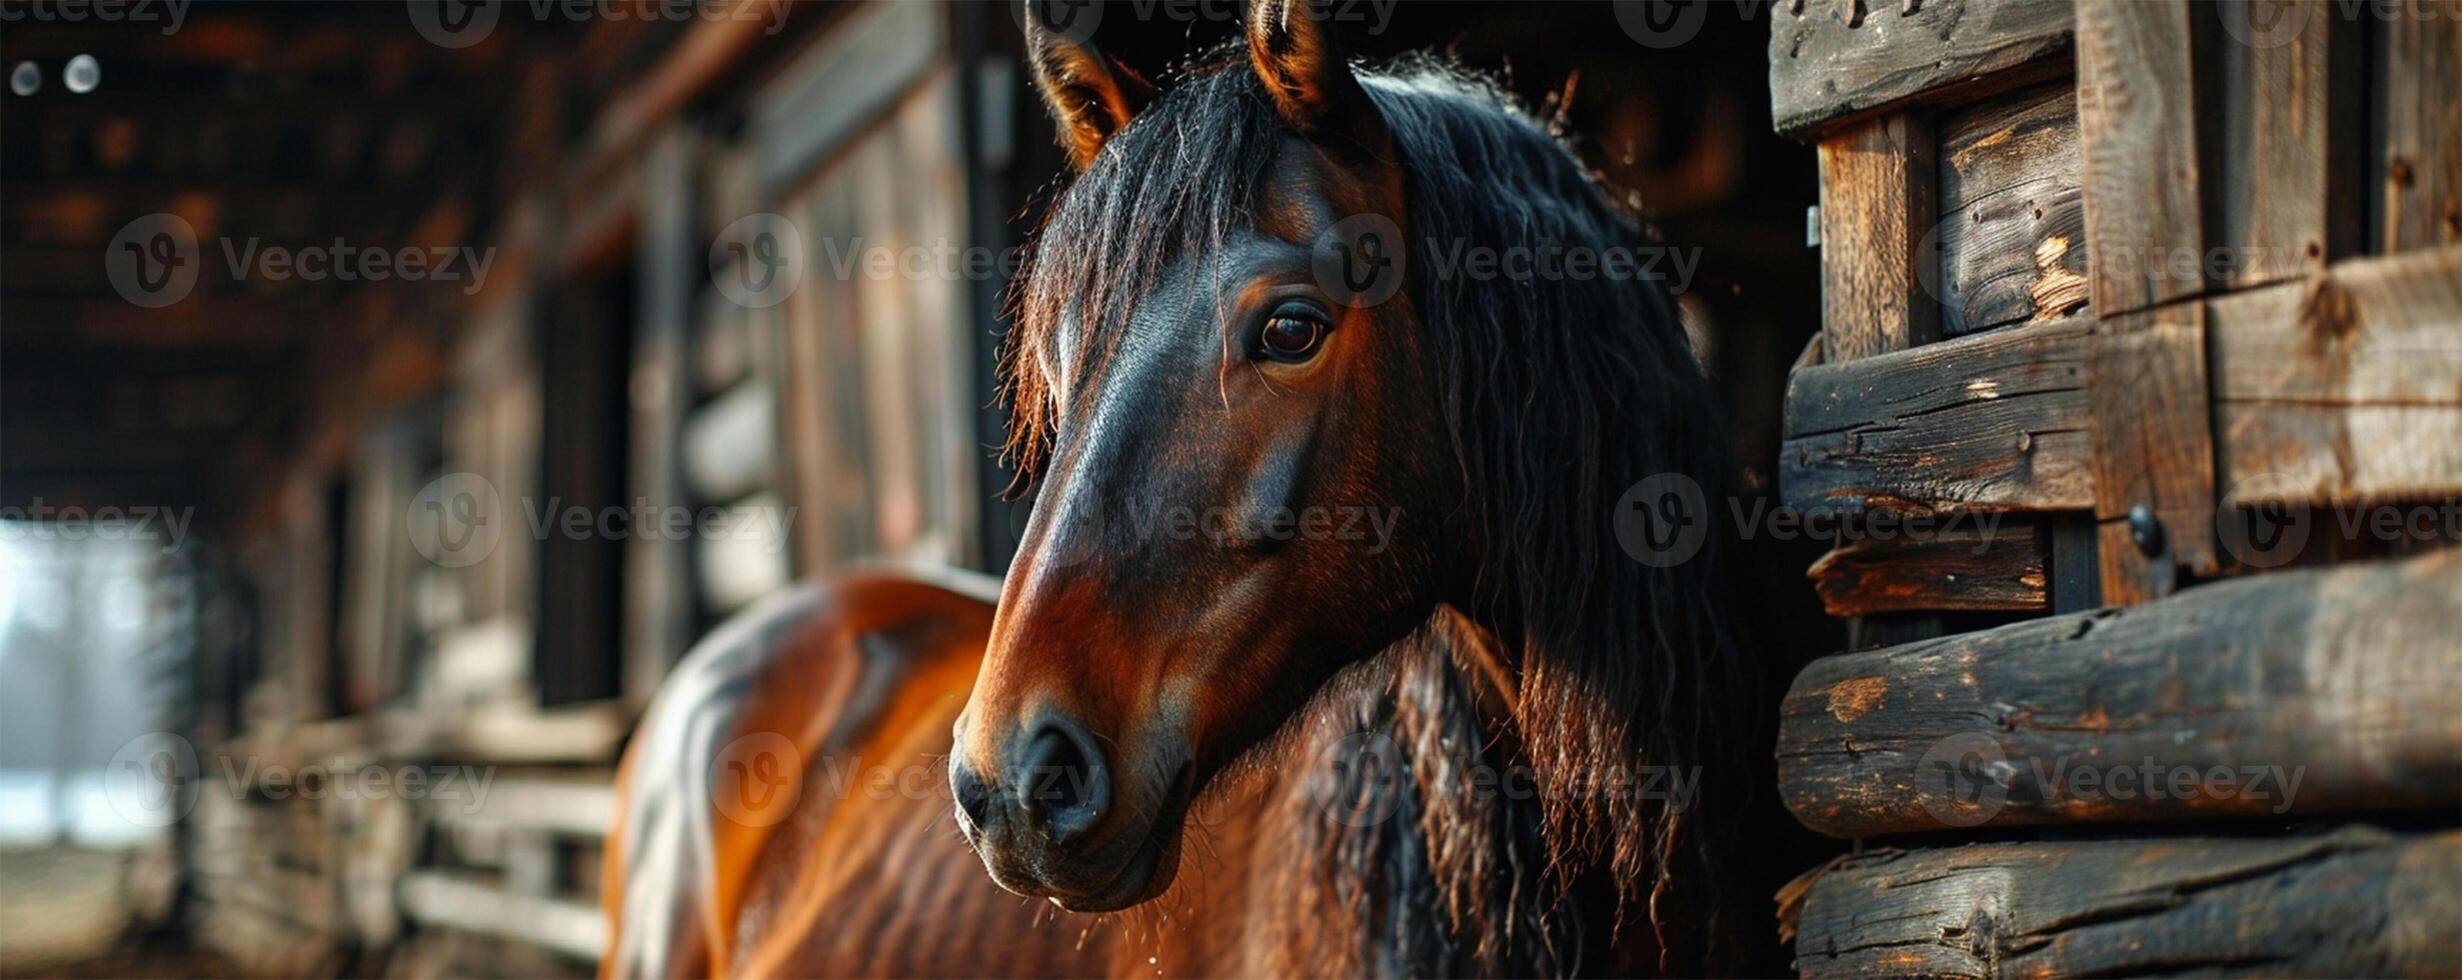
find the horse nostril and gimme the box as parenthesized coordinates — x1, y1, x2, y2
(951, 760, 996, 834)
(1017, 716, 1108, 849)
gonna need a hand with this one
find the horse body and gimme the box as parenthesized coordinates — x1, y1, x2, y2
(605, 571, 1611, 977)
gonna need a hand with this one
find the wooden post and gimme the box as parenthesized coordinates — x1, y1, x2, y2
(1815, 112, 1939, 362)
(2088, 301, 2219, 602)
(2076, 0, 2209, 316)
(2380, 5, 2462, 253)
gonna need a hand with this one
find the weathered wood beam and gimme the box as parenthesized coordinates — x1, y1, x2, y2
(1806, 518, 2048, 616)
(1782, 314, 2092, 515)
(1768, 0, 2075, 138)
(1936, 81, 2090, 337)
(1779, 547, 2462, 837)
(1815, 112, 1939, 362)
(1791, 827, 2462, 977)
(2076, 0, 2210, 317)
(2211, 245, 2462, 508)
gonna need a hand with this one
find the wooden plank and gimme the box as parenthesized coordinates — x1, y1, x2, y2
(1793, 827, 2462, 978)
(2075, 0, 2209, 316)
(2211, 0, 2365, 288)
(1937, 83, 2090, 336)
(2211, 246, 2462, 507)
(1782, 315, 2092, 515)
(2088, 300, 2219, 603)
(1769, 0, 2075, 138)
(2380, 4, 2462, 253)
(400, 871, 606, 961)
(1816, 112, 1939, 362)
(1806, 519, 2048, 616)
(1778, 548, 2462, 838)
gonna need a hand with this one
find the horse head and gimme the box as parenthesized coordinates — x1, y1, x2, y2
(953, 0, 1737, 938)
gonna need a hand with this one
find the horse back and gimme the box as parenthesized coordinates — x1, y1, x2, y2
(601, 567, 999, 978)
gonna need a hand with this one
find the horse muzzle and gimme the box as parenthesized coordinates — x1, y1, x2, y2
(949, 710, 1193, 911)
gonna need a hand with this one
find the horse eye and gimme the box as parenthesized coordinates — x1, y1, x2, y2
(1258, 313, 1328, 362)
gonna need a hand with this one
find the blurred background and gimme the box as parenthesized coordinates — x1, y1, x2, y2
(0, 1, 1830, 975)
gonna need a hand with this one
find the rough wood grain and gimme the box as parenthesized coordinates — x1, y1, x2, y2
(1818, 113, 1940, 362)
(1792, 827, 2462, 978)
(1937, 83, 2090, 336)
(1769, 0, 2076, 138)
(2380, 6, 2462, 252)
(1778, 548, 2462, 838)
(2076, 0, 2209, 316)
(2211, 0, 2364, 288)
(2210, 246, 2462, 507)
(1808, 519, 2048, 616)
(2088, 300, 2220, 602)
(1783, 315, 2092, 514)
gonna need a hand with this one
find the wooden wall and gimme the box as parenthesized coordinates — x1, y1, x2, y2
(1769, 1, 2462, 974)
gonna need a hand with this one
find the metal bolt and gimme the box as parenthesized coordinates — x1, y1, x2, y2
(2127, 504, 2164, 557)
(63, 54, 98, 94)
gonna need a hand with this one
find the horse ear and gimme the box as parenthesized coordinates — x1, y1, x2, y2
(1024, 0, 1153, 171)
(1246, 0, 1389, 157)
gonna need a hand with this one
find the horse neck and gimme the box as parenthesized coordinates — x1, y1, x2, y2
(1223, 605, 1588, 977)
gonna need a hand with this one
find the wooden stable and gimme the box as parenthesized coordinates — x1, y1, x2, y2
(1768, 0, 2461, 975)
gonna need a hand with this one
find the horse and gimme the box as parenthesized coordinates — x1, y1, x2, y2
(601, 1, 1754, 974)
